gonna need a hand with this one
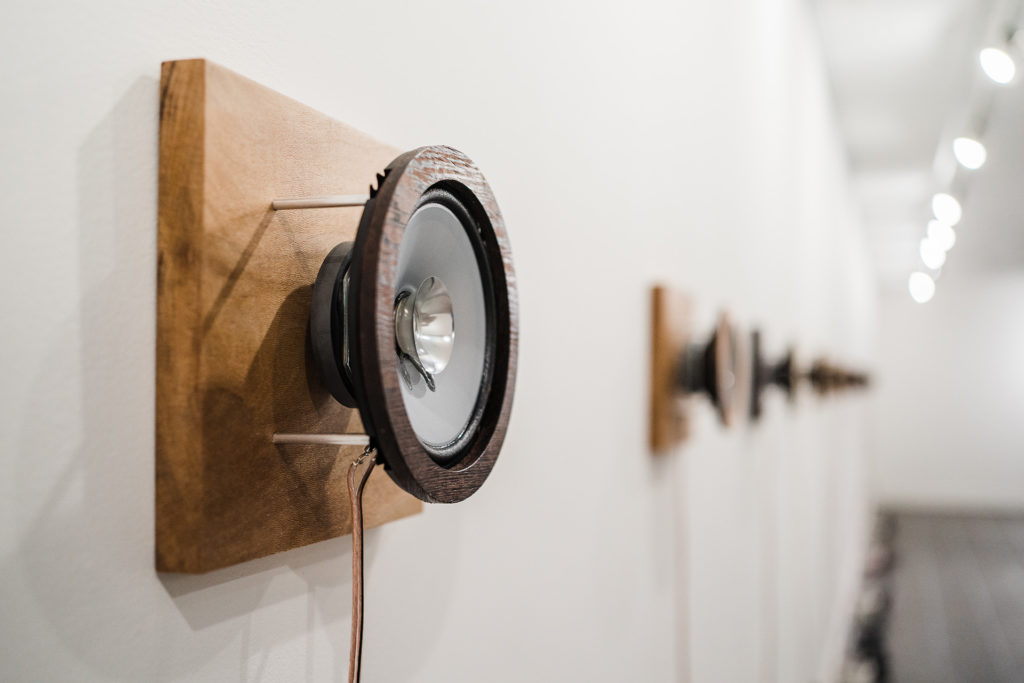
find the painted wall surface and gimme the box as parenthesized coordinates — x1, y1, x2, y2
(0, 1, 875, 681)
(873, 274, 1024, 511)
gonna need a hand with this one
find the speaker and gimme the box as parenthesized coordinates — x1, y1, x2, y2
(678, 314, 737, 425)
(310, 146, 517, 503)
(808, 359, 869, 394)
(749, 330, 796, 420)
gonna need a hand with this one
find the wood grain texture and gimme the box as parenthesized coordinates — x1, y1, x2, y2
(157, 59, 421, 574)
(349, 147, 518, 503)
(649, 286, 692, 452)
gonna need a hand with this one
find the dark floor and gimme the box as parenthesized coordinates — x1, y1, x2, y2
(888, 512, 1024, 683)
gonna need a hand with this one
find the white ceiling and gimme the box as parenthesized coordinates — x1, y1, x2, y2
(814, 0, 1024, 287)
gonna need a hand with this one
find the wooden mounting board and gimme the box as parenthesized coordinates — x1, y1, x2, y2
(157, 59, 421, 574)
(649, 286, 693, 452)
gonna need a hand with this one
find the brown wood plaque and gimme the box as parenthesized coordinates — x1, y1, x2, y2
(156, 59, 421, 574)
(649, 285, 693, 452)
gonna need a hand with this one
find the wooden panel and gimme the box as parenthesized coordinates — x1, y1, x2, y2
(157, 59, 421, 574)
(649, 285, 692, 452)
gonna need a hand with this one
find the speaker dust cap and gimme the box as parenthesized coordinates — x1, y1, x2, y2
(347, 146, 517, 504)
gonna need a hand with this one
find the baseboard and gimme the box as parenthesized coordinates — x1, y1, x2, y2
(879, 498, 1024, 518)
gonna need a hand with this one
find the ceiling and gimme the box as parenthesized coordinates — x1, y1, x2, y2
(814, 0, 1024, 288)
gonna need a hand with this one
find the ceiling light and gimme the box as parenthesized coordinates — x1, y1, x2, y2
(927, 220, 957, 251)
(980, 47, 1016, 84)
(920, 238, 947, 270)
(908, 272, 935, 303)
(953, 137, 987, 170)
(931, 193, 962, 226)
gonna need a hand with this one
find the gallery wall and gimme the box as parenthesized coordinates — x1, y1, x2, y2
(873, 273, 1024, 511)
(0, 0, 875, 681)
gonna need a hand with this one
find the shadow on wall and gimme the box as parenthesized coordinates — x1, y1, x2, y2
(4, 74, 459, 682)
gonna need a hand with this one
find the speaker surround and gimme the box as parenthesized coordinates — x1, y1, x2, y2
(310, 146, 517, 503)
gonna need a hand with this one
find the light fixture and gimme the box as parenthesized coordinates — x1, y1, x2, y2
(908, 271, 935, 303)
(953, 137, 987, 170)
(931, 193, 962, 226)
(927, 219, 956, 252)
(304, 146, 517, 504)
(919, 237, 947, 270)
(980, 47, 1016, 84)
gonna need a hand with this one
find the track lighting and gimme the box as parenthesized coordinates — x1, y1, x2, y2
(953, 137, 987, 170)
(931, 193, 962, 226)
(908, 272, 935, 304)
(919, 238, 947, 270)
(980, 46, 1016, 84)
(926, 220, 956, 252)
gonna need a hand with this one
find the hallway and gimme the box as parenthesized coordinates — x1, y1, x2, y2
(888, 513, 1024, 682)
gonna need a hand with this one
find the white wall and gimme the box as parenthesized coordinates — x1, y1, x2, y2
(873, 273, 1024, 511)
(0, 1, 875, 681)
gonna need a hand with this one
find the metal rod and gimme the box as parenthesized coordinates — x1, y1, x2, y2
(271, 194, 370, 211)
(273, 433, 371, 446)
